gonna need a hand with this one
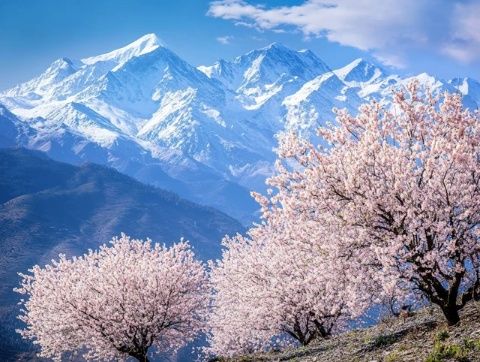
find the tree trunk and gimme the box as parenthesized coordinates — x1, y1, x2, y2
(131, 352, 149, 362)
(441, 305, 460, 326)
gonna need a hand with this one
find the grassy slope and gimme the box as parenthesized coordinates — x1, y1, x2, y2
(229, 302, 480, 362)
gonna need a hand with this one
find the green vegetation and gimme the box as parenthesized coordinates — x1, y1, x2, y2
(385, 351, 400, 362)
(425, 334, 480, 362)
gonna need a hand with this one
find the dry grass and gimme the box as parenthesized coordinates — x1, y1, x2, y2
(225, 302, 480, 362)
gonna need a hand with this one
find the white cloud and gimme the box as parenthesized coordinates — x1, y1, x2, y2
(216, 35, 234, 45)
(442, 2, 480, 63)
(208, 0, 480, 67)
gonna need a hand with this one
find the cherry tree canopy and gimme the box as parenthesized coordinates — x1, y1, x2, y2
(206, 197, 369, 358)
(267, 82, 480, 325)
(15, 234, 209, 362)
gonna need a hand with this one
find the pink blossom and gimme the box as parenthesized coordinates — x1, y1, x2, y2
(15, 234, 209, 362)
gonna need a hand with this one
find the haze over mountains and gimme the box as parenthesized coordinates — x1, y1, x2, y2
(1, 33, 479, 223)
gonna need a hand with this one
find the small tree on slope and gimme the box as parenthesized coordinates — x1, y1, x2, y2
(268, 82, 480, 325)
(15, 234, 209, 362)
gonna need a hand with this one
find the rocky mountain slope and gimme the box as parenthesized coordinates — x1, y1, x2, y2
(1, 34, 479, 223)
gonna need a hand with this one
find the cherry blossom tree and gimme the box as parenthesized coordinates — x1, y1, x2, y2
(205, 198, 369, 358)
(267, 82, 480, 325)
(15, 234, 209, 362)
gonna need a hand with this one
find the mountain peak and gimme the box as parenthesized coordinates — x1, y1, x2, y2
(45, 57, 77, 73)
(53, 57, 74, 66)
(81, 33, 162, 66)
(237, 42, 292, 61)
(334, 58, 384, 84)
(349, 58, 367, 67)
(263, 42, 290, 51)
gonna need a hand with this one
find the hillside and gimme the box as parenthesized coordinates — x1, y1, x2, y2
(0, 148, 243, 360)
(226, 302, 480, 362)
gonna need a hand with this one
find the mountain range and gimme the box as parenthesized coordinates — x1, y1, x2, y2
(0, 148, 243, 360)
(1, 34, 479, 223)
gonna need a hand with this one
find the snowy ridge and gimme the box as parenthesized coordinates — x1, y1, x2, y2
(1, 34, 479, 223)
(334, 58, 384, 85)
(82, 33, 161, 67)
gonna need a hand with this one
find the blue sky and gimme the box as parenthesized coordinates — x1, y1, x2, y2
(1, 0, 479, 90)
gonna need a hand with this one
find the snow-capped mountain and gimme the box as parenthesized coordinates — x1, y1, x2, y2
(1, 34, 479, 223)
(199, 43, 331, 110)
